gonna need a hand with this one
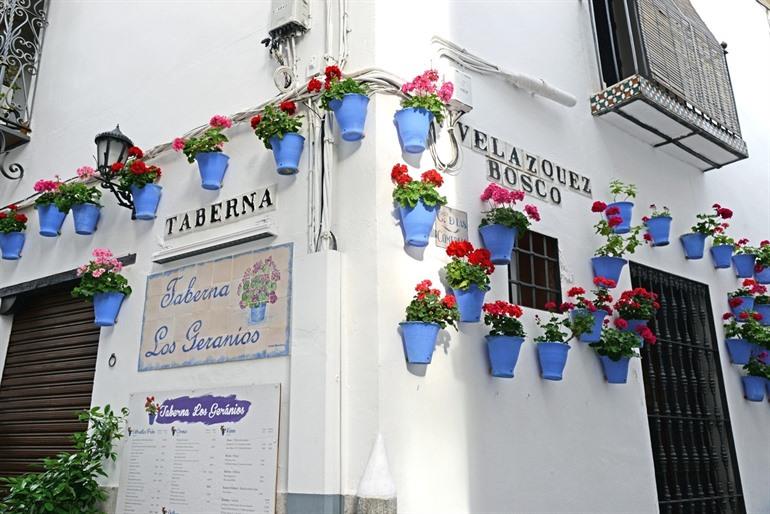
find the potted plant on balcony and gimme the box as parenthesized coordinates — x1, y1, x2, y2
(311, 65, 370, 141)
(251, 102, 304, 175)
(642, 204, 672, 246)
(57, 167, 102, 235)
(534, 302, 579, 381)
(732, 238, 757, 279)
(680, 204, 732, 259)
(614, 287, 660, 347)
(444, 240, 494, 322)
(173, 115, 232, 188)
(33, 177, 67, 237)
(482, 301, 526, 378)
(478, 183, 540, 264)
(723, 312, 765, 364)
(591, 200, 643, 285)
(605, 180, 636, 234)
(727, 279, 765, 317)
(392, 164, 446, 247)
(0, 204, 27, 259)
(710, 228, 734, 269)
(754, 240, 770, 284)
(114, 147, 162, 220)
(589, 319, 641, 384)
(741, 353, 768, 402)
(399, 279, 458, 364)
(566, 280, 614, 343)
(72, 248, 132, 327)
(395, 69, 453, 154)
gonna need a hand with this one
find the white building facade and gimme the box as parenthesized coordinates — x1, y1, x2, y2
(0, 1, 768, 513)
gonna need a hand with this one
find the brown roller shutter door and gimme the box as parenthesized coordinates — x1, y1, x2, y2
(0, 283, 99, 480)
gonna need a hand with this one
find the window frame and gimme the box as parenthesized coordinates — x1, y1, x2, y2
(507, 231, 562, 310)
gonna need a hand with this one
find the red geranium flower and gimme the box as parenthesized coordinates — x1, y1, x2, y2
(728, 297, 743, 308)
(605, 206, 620, 216)
(250, 115, 261, 129)
(567, 287, 585, 297)
(442, 295, 457, 308)
(307, 77, 323, 93)
(591, 201, 607, 213)
(739, 311, 749, 320)
(614, 318, 628, 330)
(0, 212, 6, 219)
(279, 100, 297, 115)
(717, 207, 733, 219)
(722, 312, 733, 320)
(421, 169, 443, 187)
(446, 240, 474, 258)
(643, 233, 652, 241)
(127, 146, 144, 159)
(110, 162, 123, 173)
(14, 213, 27, 223)
(325, 65, 342, 81)
(608, 216, 623, 227)
(8, 204, 18, 211)
(544, 301, 557, 311)
(130, 160, 148, 175)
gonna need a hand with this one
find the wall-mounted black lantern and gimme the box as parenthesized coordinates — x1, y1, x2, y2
(93, 125, 134, 211)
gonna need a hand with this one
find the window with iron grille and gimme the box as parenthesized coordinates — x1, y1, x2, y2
(507, 231, 561, 310)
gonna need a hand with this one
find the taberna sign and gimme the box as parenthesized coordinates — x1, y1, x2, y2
(456, 122, 592, 204)
(164, 184, 276, 240)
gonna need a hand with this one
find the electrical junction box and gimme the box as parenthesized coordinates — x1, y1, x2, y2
(445, 67, 473, 113)
(269, 0, 311, 38)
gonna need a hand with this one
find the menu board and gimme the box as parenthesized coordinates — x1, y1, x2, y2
(116, 384, 280, 514)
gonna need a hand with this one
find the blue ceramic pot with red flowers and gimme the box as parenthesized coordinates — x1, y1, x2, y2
(394, 108, 432, 154)
(330, 93, 369, 142)
(591, 256, 626, 285)
(0, 231, 24, 260)
(131, 184, 162, 220)
(725, 338, 758, 365)
(606, 201, 633, 234)
(479, 224, 518, 265)
(398, 199, 438, 247)
(399, 321, 440, 364)
(680, 233, 707, 259)
(645, 216, 671, 246)
(486, 335, 524, 378)
(537, 342, 571, 381)
(621, 319, 649, 347)
(755, 265, 770, 284)
(755, 303, 770, 326)
(599, 355, 631, 384)
(453, 284, 486, 322)
(729, 295, 754, 317)
(742, 376, 765, 402)
(195, 152, 230, 190)
(571, 308, 606, 343)
(710, 245, 734, 269)
(270, 133, 305, 175)
(732, 254, 756, 278)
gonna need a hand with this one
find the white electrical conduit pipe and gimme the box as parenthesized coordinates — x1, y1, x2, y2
(431, 36, 577, 108)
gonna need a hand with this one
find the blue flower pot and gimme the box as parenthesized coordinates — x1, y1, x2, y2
(591, 256, 627, 285)
(537, 342, 570, 381)
(399, 321, 440, 364)
(680, 233, 707, 259)
(710, 245, 734, 269)
(479, 224, 518, 265)
(71, 203, 101, 235)
(599, 355, 631, 384)
(742, 376, 765, 402)
(36, 204, 67, 237)
(270, 133, 305, 175)
(0, 231, 25, 260)
(92, 291, 126, 327)
(131, 184, 162, 220)
(755, 265, 770, 284)
(148, 413, 156, 425)
(729, 295, 754, 318)
(571, 308, 606, 343)
(195, 151, 230, 190)
(249, 303, 267, 325)
(645, 216, 671, 246)
(725, 338, 757, 365)
(394, 108, 433, 154)
(330, 93, 369, 141)
(755, 303, 770, 326)
(453, 284, 486, 322)
(732, 254, 756, 278)
(398, 199, 438, 247)
(607, 201, 633, 234)
(621, 319, 648, 348)
(766, 378, 770, 399)
(486, 335, 524, 378)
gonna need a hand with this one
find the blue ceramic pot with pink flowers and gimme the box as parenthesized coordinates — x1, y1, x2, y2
(710, 245, 734, 269)
(479, 224, 518, 265)
(394, 108, 433, 154)
(399, 321, 440, 364)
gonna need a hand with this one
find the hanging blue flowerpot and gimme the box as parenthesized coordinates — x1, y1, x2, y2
(479, 224, 518, 265)
(131, 184, 162, 220)
(755, 265, 770, 284)
(599, 355, 631, 384)
(394, 108, 433, 154)
(195, 151, 230, 190)
(729, 295, 754, 318)
(571, 308, 606, 343)
(710, 245, 734, 269)
(621, 319, 649, 347)
(249, 303, 267, 325)
(0, 231, 25, 260)
(537, 342, 570, 381)
(755, 303, 770, 326)
(725, 338, 756, 365)
(645, 216, 671, 246)
(36, 204, 67, 237)
(606, 201, 634, 234)
(92, 291, 126, 327)
(398, 199, 438, 247)
(148, 413, 156, 425)
(742, 376, 765, 402)
(453, 284, 487, 322)
(330, 93, 369, 141)
(732, 254, 756, 278)
(399, 321, 440, 364)
(71, 203, 101, 235)
(680, 233, 707, 259)
(590, 256, 627, 285)
(486, 335, 524, 378)
(270, 133, 305, 175)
